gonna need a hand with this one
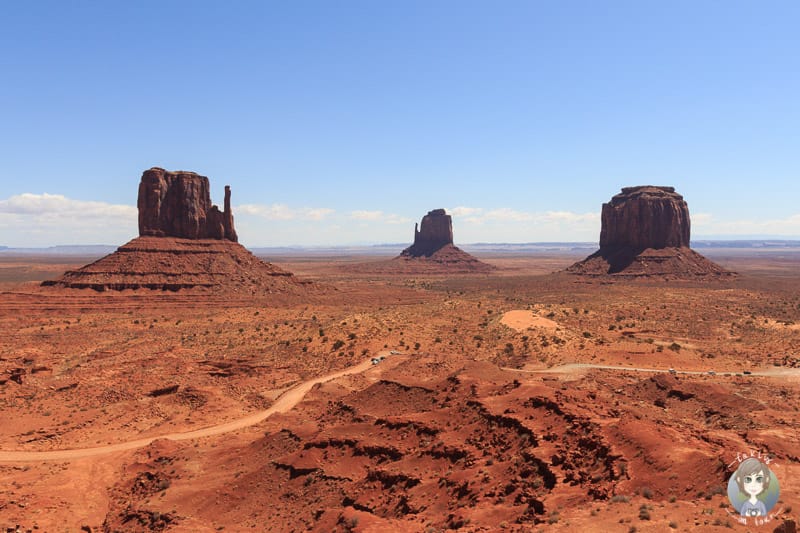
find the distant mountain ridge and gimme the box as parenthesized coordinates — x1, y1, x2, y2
(2, 240, 799, 256)
(0, 245, 118, 255)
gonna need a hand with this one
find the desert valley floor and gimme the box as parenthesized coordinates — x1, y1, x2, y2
(0, 250, 798, 532)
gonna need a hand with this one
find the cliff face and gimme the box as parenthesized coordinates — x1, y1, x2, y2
(599, 186, 690, 249)
(137, 168, 237, 242)
(401, 209, 454, 257)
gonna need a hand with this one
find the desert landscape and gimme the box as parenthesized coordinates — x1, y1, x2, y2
(0, 174, 798, 532)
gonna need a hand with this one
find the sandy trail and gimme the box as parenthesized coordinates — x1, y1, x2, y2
(505, 363, 800, 378)
(0, 357, 376, 463)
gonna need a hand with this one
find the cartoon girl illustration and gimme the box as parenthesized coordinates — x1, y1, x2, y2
(734, 457, 773, 517)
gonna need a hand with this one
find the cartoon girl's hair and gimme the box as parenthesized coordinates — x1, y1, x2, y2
(735, 458, 772, 493)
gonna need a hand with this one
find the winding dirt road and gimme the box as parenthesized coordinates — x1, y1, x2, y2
(0, 357, 376, 463)
(2, 357, 797, 463)
(504, 363, 800, 378)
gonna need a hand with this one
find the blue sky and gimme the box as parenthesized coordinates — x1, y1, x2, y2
(2, 1, 799, 246)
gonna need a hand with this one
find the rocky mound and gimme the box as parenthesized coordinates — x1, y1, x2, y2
(42, 167, 315, 293)
(41, 236, 312, 293)
(566, 246, 731, 278)
(567, 186, 733, 278)
(393, 243, 495, 273)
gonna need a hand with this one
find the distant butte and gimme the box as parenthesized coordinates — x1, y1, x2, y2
(401, 208, 454, 257)
(394, 209, 494, 272)
(566, 186, 733, 278)
(42, 168, 314, 294)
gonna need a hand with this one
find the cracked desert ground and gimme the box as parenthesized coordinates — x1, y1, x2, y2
(1, 250, 799, 532)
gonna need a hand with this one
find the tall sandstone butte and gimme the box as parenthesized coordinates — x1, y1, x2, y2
(599, 186, 690, 249)
(401, 209, 454, 257)
(42, 167, 318, 294)
(138, 167, 238, 242)
(388, 208, 494, 272)
(567, 185, 732, 277)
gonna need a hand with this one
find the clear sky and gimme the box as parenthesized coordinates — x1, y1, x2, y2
(1, 1, 799, 247)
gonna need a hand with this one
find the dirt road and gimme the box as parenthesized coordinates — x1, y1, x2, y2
(504, 363, 800, 378)
(3, 356, 796, 463)
(0, 357, 376, 463)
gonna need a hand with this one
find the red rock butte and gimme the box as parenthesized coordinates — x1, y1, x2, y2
(42, 168, 315, 294)
(395, 209, 494, 272)
(402, 208, 454, 257)
(138, 167, 238, 242)
(567, 186, 733, 278)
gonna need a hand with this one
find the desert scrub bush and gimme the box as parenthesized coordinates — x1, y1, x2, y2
(668, 342, 681, 352)
(611, 494, 630, 503)
(638, 504, 651, 520)
(332, 339, 345, 350)
(708, 485, 726, 497)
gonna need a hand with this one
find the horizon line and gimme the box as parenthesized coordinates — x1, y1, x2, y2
(3, 237, 800, 252)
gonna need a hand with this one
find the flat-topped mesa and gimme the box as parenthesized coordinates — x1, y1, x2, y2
(600, 186, 690, 250)
(566, 185, 733, 277)
(402, 209, 454, 257)
(138, 167, 238, 242)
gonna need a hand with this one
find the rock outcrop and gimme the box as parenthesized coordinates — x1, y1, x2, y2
(42, 167, 318, 295)
(599, 186, 689, 249)
(42, 236, 314, 294)
(138, 167, 237, 242)
(567, 186, 733, 278)
(386, 209, 494, 273)
(401, 209, 454, 257)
